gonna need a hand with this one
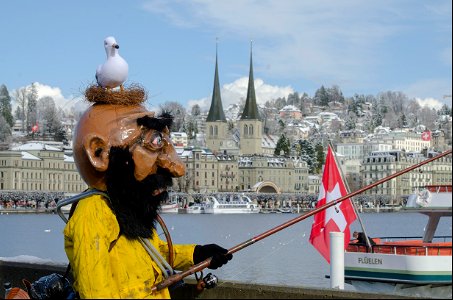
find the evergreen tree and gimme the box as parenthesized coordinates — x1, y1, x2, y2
(287, 92, 300, 106)
(313, 86, 329, 106)
(438, 104, 451, 116)
(327, 85, 345, 103)
(297, 139, 317, 173)
(27, 83, 38, 131)
(0, 115, 12, 142)
(274, 134, 290, 156)
(0, 84, 14, 127)
(315, 143, 325, 174)
(55, 127, 68, 144)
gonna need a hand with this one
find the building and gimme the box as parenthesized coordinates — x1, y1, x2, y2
(0, 142, 86, 193)
(170, 132, 188, 148)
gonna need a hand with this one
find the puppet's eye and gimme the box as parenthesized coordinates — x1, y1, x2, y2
(151, 133, 163, 147)
(141, 131, 165, 150)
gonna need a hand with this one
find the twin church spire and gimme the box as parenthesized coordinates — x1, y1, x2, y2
(206, 42, 227, 122)
(206, 41, 259, 122)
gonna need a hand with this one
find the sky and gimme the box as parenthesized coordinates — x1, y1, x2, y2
(1, 0, 451, 114)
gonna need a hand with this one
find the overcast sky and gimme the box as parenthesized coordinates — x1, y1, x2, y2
(1, 1, 451, 113)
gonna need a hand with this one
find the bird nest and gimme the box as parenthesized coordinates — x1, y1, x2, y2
(84, 84, 147, 105)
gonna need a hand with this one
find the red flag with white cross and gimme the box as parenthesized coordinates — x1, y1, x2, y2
(309, 145, 357, 263)
(421, 130, 431, 141)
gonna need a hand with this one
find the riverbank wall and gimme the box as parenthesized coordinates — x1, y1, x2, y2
(0, 260, 414, 299)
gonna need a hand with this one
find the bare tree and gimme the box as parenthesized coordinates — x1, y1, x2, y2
(159, 101, 186, 132)
(12, 87, 28, 133)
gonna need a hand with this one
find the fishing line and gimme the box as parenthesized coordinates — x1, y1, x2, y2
(214, 222, 312, 287)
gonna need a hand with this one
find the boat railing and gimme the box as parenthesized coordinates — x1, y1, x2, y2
(347, 235, 452, 256)
(378, 235, 452, 242)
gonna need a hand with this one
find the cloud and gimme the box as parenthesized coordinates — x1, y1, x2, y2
(403, 78, 452, 106)
(12, 82, 87, 115)
(142, 1, 403, 89)
(143, 1, 451, 101)
(187, 77, 294, 111)
(416, 97, 445, 110)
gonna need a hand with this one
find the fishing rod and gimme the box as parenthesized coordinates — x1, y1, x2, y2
(152, 149, 452, 292)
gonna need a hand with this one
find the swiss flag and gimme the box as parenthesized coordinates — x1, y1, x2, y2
(421, 130, 431, 141)
(309, 146, 357, 263)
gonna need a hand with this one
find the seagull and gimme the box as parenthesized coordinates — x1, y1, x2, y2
(95, 36, 128, 91)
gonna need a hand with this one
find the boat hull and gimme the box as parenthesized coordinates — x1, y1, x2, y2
(204, 207, 260, 214)
(345, 251, 452, 285)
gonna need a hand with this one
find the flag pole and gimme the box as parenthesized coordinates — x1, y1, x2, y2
(151, 148, 452, 292)
(328, 142, 373, 249)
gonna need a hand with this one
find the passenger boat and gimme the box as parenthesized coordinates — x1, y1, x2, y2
(204, 194, 260, 214)
(344, 185, 452, 298)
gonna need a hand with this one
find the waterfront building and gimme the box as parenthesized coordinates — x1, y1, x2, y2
(308, 175, 321, 195)
(429, 154, 452, 186)
(0, 142, 86, 193)
(178, 147, 238, 193)
(238, 155, 289, 193)
(359, 150, 446, 203)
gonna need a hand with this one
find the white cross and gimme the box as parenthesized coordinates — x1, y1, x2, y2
(324, 183, 347, 232)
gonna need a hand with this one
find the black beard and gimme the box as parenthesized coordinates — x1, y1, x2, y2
(105, 146, 174, 239)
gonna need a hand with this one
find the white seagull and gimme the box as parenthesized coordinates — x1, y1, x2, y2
(95, 36, 128, 91)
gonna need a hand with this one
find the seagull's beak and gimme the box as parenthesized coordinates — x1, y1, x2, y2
(113, 44, 119, 49)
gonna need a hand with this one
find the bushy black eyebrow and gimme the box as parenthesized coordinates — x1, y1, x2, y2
(136, 113, 174, 132)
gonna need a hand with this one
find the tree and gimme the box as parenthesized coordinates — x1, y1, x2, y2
(160, 101, 186, 132)
(191, 104, 201, 116)
(13, 87, 28, 133)
(274, 134, 290, 156)
(313, 86, 329, 106)
(314, 143, 325, 174)
(37, 96, 61, 136)
(438, 104, 451, 116)
(327, 85, 345, 103)
(0, 115, 12, 142)
(27, 83, 38, 131)
(299, 92, 311, 116)
(0, 85, 14, 127)
(55, 127, 69, 144)
(287, 92, 300, 106)
(398, 113, 408, 128)
(296, 139, 317, 173)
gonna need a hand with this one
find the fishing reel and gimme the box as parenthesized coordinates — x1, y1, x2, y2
(195, 271, 218, 291)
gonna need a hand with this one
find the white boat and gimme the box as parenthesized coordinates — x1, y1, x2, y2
(160, 201, 179, 214)
(204, 194, 260, 214)
(344, 185, 452, 298)
(183, 202, 207, 214)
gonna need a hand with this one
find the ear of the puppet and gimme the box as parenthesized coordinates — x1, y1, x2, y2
(84, 134, 109, 172)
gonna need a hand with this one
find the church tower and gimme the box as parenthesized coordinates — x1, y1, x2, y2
(205, 42, 228, 153)
(239, 42, 263, 155)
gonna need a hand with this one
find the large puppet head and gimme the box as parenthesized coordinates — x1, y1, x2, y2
(73, 88, 185, 238)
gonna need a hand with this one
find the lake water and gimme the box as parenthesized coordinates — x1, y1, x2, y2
(0, 212, 451, 289)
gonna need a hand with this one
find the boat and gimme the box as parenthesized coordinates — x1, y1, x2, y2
(181, 202, 207, 214)
(160, 200, 179, 214)
(204, 194, 260, 214)
(344, 185, 452, 298)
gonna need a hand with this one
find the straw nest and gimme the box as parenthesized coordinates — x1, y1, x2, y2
(84, 84, 147, 105)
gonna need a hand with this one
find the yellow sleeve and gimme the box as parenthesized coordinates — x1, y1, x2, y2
(153, 232, 197, 271)
(64, 195, 121, 298)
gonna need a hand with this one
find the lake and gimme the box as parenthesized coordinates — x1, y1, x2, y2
(0, 211, 451, 289)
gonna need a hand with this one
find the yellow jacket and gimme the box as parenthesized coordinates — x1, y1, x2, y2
(64, 194, 196, 299)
